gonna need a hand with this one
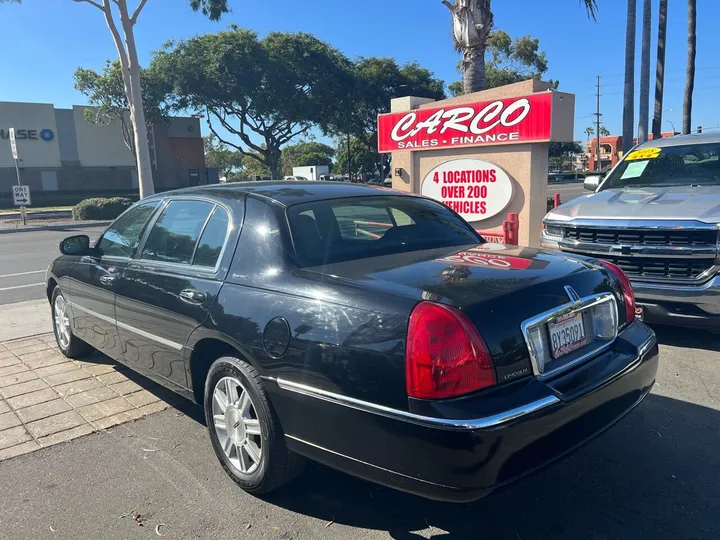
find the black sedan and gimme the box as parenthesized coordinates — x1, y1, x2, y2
(46, 182, 659, 502)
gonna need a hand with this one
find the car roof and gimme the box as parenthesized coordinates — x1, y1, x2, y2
(638, 131, 720, 148)
(148, 181, 414, 207)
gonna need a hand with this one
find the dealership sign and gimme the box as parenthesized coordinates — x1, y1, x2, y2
(421, 158, 513, 222)
(377, 93, 552, 153)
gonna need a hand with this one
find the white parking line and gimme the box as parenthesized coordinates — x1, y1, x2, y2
(0, 283, 44, 292)
(0, 270, 46, 279)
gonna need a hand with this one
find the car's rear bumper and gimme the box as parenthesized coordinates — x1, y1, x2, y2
(268, 321, 658, 503)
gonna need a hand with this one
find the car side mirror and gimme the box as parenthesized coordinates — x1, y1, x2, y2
(60, 235, 93, 256)
(584, 175, 602, 192)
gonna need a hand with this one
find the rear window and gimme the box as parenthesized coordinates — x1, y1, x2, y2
(604, 142, 720, 189)
(287, 196, 481, 266)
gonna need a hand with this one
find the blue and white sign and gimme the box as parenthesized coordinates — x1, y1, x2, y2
(40, 128, 54, 141)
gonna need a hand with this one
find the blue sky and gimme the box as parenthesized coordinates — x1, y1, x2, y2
(0, 0, 717, 143)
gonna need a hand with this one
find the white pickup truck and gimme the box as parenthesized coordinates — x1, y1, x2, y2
(542, 132, 720, 330)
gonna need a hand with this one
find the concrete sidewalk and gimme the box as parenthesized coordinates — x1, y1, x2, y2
(0, 300, 179, 461)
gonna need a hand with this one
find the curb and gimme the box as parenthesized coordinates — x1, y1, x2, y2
(0, 221, 111, 235)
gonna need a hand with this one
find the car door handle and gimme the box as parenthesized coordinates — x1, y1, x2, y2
(180, 289, 207, 304)
(99, 274, 116, 285)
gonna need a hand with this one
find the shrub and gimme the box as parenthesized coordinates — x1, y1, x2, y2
(72, 197, 133, 221)
(547, 197, 561, 212)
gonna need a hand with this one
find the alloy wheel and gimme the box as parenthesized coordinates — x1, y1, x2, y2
(212, 376, 263, 475)
(54, 295, 71, 350)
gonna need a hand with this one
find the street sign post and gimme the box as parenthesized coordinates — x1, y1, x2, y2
(9, 128, 18, 160)
(8, 128, 27, 225)
(13, 185, 31, 206)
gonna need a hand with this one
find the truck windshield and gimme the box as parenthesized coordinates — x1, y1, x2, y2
(603, 142, 720, 189)
(287, 196, 482, 266)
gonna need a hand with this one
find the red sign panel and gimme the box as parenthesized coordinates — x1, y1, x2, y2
(378, 93, 553, 153)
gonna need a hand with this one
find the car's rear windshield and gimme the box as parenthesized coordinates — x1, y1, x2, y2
(287, 195, 482, 266)
(603, 142, 720, 189)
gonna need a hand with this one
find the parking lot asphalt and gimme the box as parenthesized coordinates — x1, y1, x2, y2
(0, 324, 717, 540)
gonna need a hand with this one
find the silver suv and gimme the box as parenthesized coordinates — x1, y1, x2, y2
(542, 132, 720, 330)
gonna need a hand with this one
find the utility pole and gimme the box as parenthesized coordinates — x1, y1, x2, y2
(594, 75, 602, 173)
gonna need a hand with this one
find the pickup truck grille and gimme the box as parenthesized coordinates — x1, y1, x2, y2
(600, 256, 712, 280)
(565, 228, 717, 246)
(559, 226, 718, 282)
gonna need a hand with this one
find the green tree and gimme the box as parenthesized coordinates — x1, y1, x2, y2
(74, 60, 168, 165)
(683, 0, 697, 134)
(599, 126, 611, 137)
(448, 30, 557, 97)
(204, 134, 245, 180)
(325, 57, 445, 179)
(335, 137, 377, 178)
(4, 0, 230, 198)
(549, 141, 583, 171)
(584, 126, 595, 141)
(153, 28, 353, 179)
(443, 0, 598, 94)
(281, 142, 335, 176)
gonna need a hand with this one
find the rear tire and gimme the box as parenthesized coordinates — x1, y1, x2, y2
(204, 356, 304, 494)
(51, 287, 93, 359)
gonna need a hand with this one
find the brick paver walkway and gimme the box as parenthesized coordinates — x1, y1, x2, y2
(0, 334, 181, 461)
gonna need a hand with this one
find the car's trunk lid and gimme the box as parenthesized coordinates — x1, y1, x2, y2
(302, 244, 619, 384)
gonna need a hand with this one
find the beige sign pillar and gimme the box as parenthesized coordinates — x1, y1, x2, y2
(383, 80, 575, 247)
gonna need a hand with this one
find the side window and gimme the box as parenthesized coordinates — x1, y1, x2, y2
(194, 206, 230, 268)
(141, 200, 214, 265)
(98, 202, 159, 258)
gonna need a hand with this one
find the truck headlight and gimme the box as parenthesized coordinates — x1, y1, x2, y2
(544, 224, 563, 238)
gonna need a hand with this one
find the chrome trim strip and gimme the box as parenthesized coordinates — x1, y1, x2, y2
(68, 301, 184, 351)
(521, 293, 618, 379)
(544, 218, 719, 231)
(637, 333, 658, 360)
(274, 378, 560, 431)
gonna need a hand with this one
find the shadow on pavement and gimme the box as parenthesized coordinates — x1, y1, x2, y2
(264, 394, 720, 539)
(651, 324, 719, 352)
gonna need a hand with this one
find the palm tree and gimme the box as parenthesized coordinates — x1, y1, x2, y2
(622, 0, 637, 152)
(683, 0, 697, 135)
(652, 0, 668, 139)
(444, 0, 598, 94)
(638, 0, 651, 143)
(443, 0, 493, 93)
(599, 126, 611, 137)
(585, 126, 595, 142)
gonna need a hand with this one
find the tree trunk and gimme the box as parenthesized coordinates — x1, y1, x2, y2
(652, 0, 668, 138)
(638, 0, 651, 143)
(622, 0, 637, 152)
(269, 149, 281, 179)
(119, 2, 154, 197)
(463, 45, 487, 94)
(683, 0, 697, 135)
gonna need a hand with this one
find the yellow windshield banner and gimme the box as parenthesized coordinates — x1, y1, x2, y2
(625, 147, 662, 161)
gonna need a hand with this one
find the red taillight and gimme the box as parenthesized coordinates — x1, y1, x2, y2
(406, 302, 496, 400)
(599, 260, 636, 325)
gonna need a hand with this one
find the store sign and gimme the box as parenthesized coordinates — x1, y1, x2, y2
(421, 158, 513, 222)
(0, 128, 54, 141)
(377, 93, 552, 153)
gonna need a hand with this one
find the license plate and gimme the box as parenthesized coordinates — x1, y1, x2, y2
(548, 312, 587, 359)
